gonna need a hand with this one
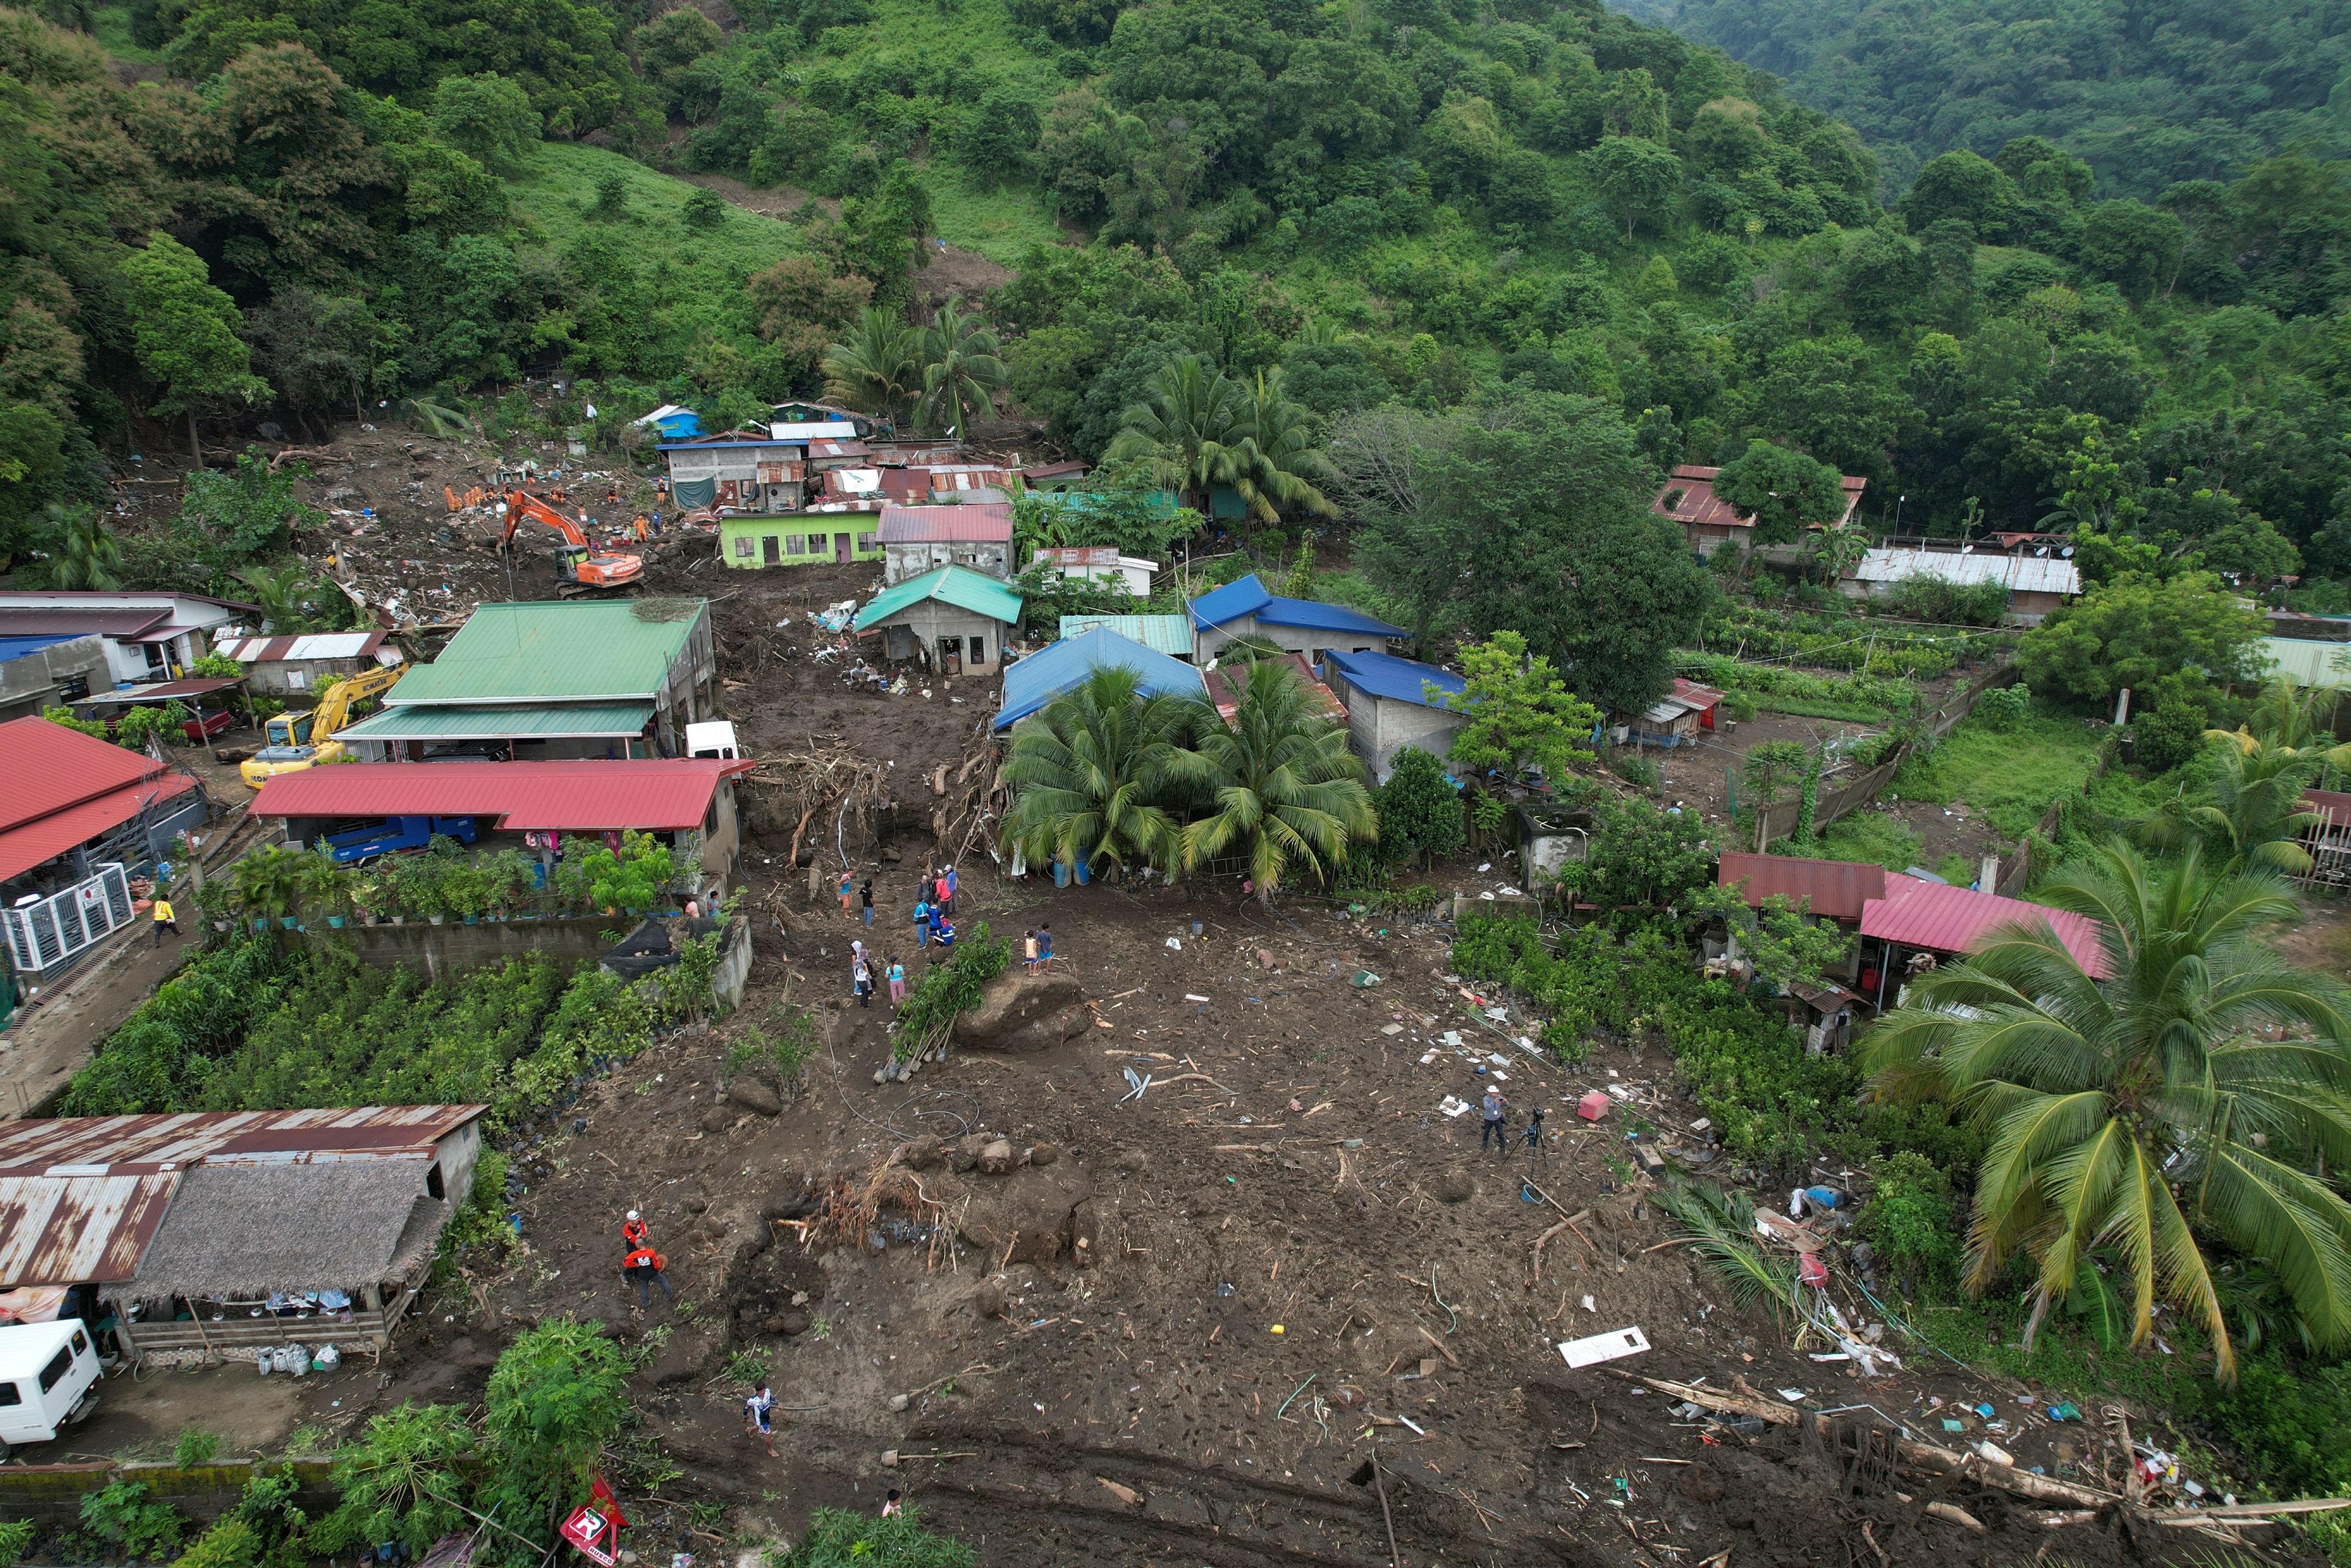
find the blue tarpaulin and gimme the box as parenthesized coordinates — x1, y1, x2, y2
(994, 628, 1207, 731)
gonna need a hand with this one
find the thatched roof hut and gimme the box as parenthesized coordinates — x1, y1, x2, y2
(120, 1161, 448, 1305)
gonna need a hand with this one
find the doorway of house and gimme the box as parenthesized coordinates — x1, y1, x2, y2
(762, 535, 781, 565)
(834, 533, 851, 563)
(937, 636, 962, 676)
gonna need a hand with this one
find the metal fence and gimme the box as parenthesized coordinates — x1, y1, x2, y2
(3, 863, 134, 977)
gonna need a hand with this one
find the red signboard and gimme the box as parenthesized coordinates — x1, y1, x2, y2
(561, 1478, 628, 1567)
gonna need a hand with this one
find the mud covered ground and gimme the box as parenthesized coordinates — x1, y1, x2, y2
(273, 867, 2315, 1568)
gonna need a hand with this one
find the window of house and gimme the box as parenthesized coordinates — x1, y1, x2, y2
(786, 535, 805, 555)
(857, 532, 876, 552)
(968, 635, 986, 663)
(733, 536, 755, 558)
(809, 535, 830, 554)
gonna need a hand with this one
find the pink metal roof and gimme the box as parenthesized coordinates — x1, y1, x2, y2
(1715, 853, 1885, 922)
(0, 1107, 488, 1287)
(1859, 875, 2113, 977)
(876, 503, 1012, 544)
(250, 759, 756, 832)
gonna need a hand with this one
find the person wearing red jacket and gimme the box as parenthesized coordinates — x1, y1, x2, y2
(623, 1244, 674, 1308)
(622, 1210, 649, 1249)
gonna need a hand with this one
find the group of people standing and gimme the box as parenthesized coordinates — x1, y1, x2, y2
(837, 863, 976, 1008)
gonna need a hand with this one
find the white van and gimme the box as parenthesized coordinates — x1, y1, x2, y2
(685, 720, 741, 761)
(0, 1319, 102, 1459)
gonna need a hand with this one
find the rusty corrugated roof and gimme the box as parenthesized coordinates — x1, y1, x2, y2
(0, 1107, 489, 1289)
(0, 1172, 180, 1286)
(1716, 853, 1886, 921)
(0, 1106, 489, 1174)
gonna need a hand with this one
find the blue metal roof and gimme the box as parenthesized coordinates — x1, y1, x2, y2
(994, 628, 1208, 732)
(655, 438, 802, 451)
(1187, 574, 1405, 637)
(0, 634, 77, 663)
(1323, 648, 1466, 710)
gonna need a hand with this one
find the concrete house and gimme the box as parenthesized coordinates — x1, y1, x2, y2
(718, 516, 884, 571)
(1652, 465, 1866, 558)
(852, 566, 1022, 677)
(1033, 546, 1157, 598)
(208, 631, 402, 697)
(0, 592, 255, 685)
(337, 599, 716, 762)
(1321, 649, 1469, 783)
(0, 633, 109, 720)
(878, 505, 1014, 585)
(659, 437, 808, 514)
(1187, 574, 1405, 664)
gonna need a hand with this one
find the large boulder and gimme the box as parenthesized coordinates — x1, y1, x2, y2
(953, 1158, 1095, 1265)
(958, 970, 1089, 1053)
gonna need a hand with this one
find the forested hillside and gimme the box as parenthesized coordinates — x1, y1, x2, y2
(1615, 0, 2351, 196)
(2, 0, 2349, 629)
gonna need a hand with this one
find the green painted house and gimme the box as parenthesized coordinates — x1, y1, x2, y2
(718, 514, 885, 571)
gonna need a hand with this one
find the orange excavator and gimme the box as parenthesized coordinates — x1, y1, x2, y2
(498, 489, 645, 597)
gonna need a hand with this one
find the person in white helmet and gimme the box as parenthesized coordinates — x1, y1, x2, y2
(622, 1209, 648, 1249)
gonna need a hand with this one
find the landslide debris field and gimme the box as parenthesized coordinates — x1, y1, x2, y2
(102, 422, 2315, 1566)
(305, 878, 2312, 1568)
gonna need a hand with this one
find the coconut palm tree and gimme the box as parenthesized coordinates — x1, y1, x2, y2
(2139, 735, 2331, 876)
(1229, 368, 1337, 521)
(822, 306, 922, 430)
(1168, 658, 1376, 902)
(1002, 667, 1192, 876)
(1104, 354, 1250, 515)
(916, 298, 1008, 439)
(1864, 839, 2351, 1382)
(46, 505, 124, 590)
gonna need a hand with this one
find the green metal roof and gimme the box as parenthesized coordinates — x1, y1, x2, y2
(337, 702, 654, 740)
(852, 566, 1022, 632)
(1059, 613, 1193, 658)
(387, 600, 705, 706)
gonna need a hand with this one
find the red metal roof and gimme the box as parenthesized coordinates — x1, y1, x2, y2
(2306, 789, 2351, 827)
(877, 503, 1013, 544)
(249, 759, 756, 831)
(1715, 853, 1886, 922)
(1205, 654, 1348, 724)
(0, 773, 198, 884)
(1859, 875, 2113, 977)
(1651, 465, 1867, 531)
(0, 715, 179, 835)
(0, 1107, 486, 1289)
(1672, 678, 1724, 711)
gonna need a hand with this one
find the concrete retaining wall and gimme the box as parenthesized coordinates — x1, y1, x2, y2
(0, 1455, 338, 1525)
(272, 914, 623, 977)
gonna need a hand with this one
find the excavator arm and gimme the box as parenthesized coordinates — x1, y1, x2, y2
(500, 489, 592, 550)
(498, 486, 645, 595)
(314, 662, 405, 738)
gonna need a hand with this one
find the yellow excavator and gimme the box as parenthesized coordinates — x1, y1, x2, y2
(239, 662, 407, 787)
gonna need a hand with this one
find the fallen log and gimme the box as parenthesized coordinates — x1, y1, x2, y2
(1632, 1374, 2130, 1513)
